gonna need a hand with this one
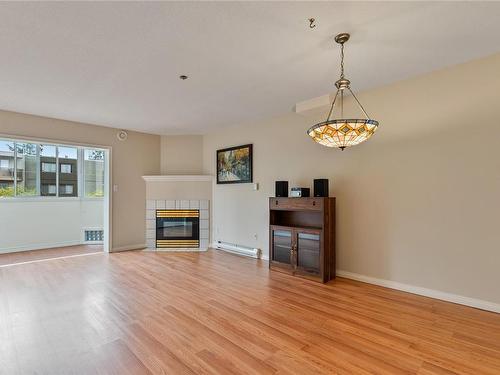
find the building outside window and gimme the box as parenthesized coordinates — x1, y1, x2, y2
(57, 146, 78, 197)
(41, 162, 56, 173)
(41, 184, 57, 195)
(40, 145, 57, 196)
(0, 138, 106, 199)
(60, 163, 72, 174)
(59, 184, 74, 196)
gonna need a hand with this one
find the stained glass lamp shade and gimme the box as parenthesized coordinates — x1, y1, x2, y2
(308, 118, 378, 149)
(307, 33, 379, 150)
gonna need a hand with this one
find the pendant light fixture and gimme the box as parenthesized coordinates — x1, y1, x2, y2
(307, 33, 379, 150)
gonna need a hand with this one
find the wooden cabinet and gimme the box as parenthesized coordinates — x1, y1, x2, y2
(269, 197, 335, 283)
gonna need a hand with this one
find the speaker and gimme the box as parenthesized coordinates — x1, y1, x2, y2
(275, 181, 288, 197)
(314, 179, 329, 197)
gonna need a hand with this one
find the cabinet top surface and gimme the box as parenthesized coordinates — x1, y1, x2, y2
(269, 197, 335, 200)
(269, 196, 335, 212)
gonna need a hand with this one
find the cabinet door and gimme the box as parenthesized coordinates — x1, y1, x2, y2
(295, 230, 321, 275)
(271, 228, 293, 266)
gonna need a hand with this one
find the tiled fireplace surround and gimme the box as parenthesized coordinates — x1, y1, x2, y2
(145, 199, 210, 251)
(143, 175, 212, 252)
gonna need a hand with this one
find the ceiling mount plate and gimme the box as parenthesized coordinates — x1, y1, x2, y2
(334, 33, 350, 44)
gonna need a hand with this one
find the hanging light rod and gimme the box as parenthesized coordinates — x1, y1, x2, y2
(307, 33, 379, 150)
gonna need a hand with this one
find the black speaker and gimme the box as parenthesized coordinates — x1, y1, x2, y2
(275, 181, 288, 197)
(314, 179, 329, 197)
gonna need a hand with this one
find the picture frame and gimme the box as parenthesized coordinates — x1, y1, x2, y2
(216, 144, 253, 184)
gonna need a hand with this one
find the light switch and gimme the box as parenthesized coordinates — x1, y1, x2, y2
(253, 183, 259, 191)
(113, 184, 119, 192)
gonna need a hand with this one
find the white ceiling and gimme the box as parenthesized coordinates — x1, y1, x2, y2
(1, 2, 499, 135)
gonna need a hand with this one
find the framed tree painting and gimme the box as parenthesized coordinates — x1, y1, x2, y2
(216, 144, 253, 184)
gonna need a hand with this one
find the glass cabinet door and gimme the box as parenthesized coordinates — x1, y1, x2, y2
(296, 232, 320, 274)
(272, 229, 292, 265)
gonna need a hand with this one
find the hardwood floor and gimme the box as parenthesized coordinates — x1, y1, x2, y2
(0, 245, 102, 267)
(0, 249, 499, 374)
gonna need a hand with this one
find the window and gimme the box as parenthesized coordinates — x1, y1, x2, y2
(60, 164, 72, 174)
(0, 140, 15, 197)
(42, 162, 56, 173)
(59, 184, 74, 195)
(57, 147, 78, 197)
(40, 145, 56, 196)
(0, 138, 106, 199)
(15, 142, 38, 196)
(41, 184, 57, 195)
(84, 149, 105, 197)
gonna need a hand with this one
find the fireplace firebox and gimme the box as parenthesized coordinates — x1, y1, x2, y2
(156, 210, 200, 248)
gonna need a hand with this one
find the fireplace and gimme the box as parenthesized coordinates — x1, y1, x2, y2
(156, 210, 200, 248)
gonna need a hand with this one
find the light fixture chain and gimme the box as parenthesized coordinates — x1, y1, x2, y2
(340, 43, 345, 79)
(340, 89, 344, 118)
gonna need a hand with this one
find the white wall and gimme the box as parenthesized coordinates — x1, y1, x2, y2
(202, 53, 500, 306)
(0, 198, 103, 253)
(161, 135, 203, 174)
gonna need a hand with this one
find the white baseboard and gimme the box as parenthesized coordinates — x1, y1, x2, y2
(111, 243, 147, 252)
(337, 270, 500, 314)
(0, 240, 82, 254)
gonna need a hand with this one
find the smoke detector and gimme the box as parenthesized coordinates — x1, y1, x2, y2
(117, 130, 128, 141)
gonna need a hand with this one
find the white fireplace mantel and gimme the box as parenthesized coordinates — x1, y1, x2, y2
(142, 175, 213, 182)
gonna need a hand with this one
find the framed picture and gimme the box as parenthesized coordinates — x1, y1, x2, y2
(216, 144, 253, 184)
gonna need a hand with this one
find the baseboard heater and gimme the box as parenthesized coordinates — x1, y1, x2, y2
(215, 241, 261, 259)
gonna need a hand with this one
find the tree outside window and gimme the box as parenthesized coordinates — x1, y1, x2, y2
(84, 149, 105, 197)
